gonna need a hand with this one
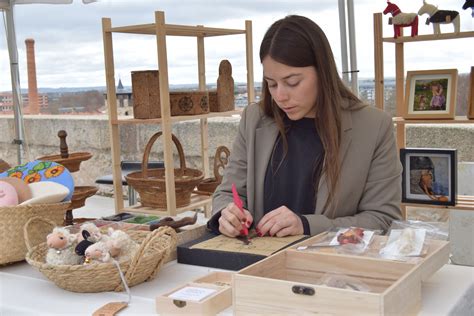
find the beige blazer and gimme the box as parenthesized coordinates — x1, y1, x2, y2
(212, 102, 402, 235)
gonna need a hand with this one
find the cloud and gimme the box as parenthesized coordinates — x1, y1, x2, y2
(1, 0, 472, 89)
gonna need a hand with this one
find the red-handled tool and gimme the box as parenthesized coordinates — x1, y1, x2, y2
(232, 183, 249, 239)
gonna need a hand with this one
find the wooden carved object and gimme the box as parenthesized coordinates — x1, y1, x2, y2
(149, 212, 198, 231)
(216, 60, 235, 112)
(383, 1, 419, 38)
(58, 130, 69, 158)
(418, 1, 460, 34)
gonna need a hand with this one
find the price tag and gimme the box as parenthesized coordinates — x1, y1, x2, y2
(92, 302, 128, 316)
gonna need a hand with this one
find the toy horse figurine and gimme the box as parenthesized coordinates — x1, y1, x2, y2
(418, 1, 460, 34)
(383, 1, 419, 38)
(463, 0, 474, 17)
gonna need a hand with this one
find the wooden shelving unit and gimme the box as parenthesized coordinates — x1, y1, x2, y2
(373, 13, 474, 217)
(102, 11, 254, 216)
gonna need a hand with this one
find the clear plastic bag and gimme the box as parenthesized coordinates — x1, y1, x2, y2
(379, 228, 426, 260)
(296, 227, 380, 255)
(389, 220, 448, 240)
(317, 273, 372, 292)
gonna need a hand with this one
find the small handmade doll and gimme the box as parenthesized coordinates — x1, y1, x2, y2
(46, 227, 82, 265)
(106, 228, 139, 262)
(84, 241, 113, 264)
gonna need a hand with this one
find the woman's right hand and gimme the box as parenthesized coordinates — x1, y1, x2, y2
(218, 202, 253, 237)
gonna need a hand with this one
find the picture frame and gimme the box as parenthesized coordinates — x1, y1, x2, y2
(403, 69, 458, 119)
(469, 66, 474, 120)
(400, 148, 457, 206)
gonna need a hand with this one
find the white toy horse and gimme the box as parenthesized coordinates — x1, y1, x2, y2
(418, 1, 460, 34)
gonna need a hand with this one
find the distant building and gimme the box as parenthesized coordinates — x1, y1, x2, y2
(0, 92, 48, 114)
(104, 78, 133, 108)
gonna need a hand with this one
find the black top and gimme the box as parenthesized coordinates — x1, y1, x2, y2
(206, 117, 325, 236)
(263, 117, 324, 235)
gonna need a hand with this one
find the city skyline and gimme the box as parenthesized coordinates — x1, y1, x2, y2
(1, 0, 473, 91)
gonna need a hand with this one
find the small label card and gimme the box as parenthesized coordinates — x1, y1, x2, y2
(168, 286, 217, 302)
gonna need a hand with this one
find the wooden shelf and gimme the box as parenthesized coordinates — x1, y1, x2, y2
(123, 193, 212, 216)
(373, 13, 474, 218)
(393, 116, 474, 124)
(108, 23, 246, 37)
(403, 196, 474, 211)
(102, 11, 254, 217)
(112, 109, 243, 125)
(382, 31, 474, 43)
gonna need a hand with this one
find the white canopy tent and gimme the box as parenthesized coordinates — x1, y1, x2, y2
(0, 0, 96, 165)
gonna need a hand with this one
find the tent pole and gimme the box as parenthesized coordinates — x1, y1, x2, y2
(347, 0, 359, 95)
(338, 0, 349, 86)
(5, 5, 25, 165)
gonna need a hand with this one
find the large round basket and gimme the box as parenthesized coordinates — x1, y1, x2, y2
(25, 217, 177, 293)
(126, 132, 203, 208)
(197, 145, 230, 193)
(0, 202, 69, 265)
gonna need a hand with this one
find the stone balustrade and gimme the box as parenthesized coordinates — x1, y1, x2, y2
(1, 114, 473, 196)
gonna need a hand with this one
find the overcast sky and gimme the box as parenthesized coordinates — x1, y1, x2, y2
(0, 0, 473, 90)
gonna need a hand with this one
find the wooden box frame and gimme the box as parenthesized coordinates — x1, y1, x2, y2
(156, 271, 232, 315)
(403, 69, 458, 119)
(400, 148, 457, 206)
(234, 234, 449, 315)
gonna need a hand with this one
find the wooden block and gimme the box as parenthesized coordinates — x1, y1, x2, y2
(212, 60, 235, 112)
(169, 91, 209, 116)
(208, 90, 218, 112)
(131, 70, 161, 119)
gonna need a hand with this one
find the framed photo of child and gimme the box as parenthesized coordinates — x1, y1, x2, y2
(400, 148, 457, 206)
(403, 69, 458, 119)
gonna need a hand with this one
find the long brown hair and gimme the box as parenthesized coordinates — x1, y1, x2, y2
(259, 15, 361, 214)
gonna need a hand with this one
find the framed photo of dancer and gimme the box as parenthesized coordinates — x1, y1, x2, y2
(400, 148, 457, 206)
(403, 69, 458, 119)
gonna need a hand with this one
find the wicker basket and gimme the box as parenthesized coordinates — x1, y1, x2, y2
(70, 185, 99, 209)
(126, 132, 204, 208)
(197, 146, 230, 193)
(0, 202, 69, 265)
(25, 217, 177, 293)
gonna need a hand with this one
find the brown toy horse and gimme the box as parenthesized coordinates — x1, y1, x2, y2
(383, 1, 419, 38)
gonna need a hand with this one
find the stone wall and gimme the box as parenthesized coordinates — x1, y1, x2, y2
(1, 114, 473, 196)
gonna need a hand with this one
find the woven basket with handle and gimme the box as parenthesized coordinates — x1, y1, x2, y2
(24, 217, 177, 293)
(0, 202, 69, 265)
(126, 132, 204, 208)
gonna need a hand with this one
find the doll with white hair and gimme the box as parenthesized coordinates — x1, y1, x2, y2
(106, 228, 139, 262)
(77, 222, 107, 243)
(46, 227, 82, 265)
(84, 241, 113, 264)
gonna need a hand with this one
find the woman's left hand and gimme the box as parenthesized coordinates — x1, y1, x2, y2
(256, 206, 304, 237)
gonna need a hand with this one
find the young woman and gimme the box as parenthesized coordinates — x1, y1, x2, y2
(208, 15, 402, 237)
